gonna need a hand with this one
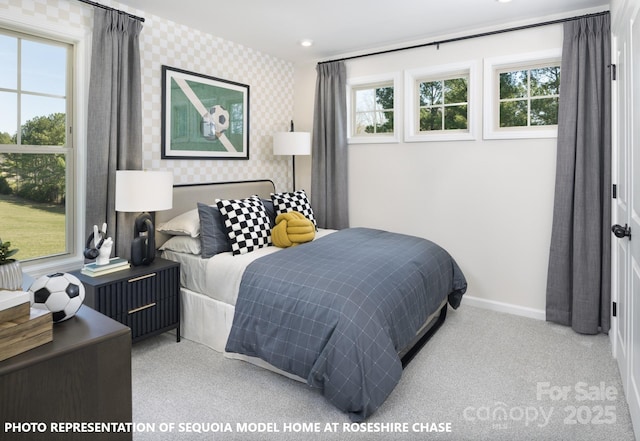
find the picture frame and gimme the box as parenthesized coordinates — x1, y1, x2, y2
(161, 65, 250, 160)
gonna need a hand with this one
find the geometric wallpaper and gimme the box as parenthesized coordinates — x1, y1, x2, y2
(138, 8, 295, 191)
(2, 0, 294, 192)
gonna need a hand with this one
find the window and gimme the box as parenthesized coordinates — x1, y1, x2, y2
(347, 73, 400, 143)
(498, 65, 560, 128)
(404, 61, 478, 142)
(484, 49, 561, 139)
(418, 76, 468, 131)
(0, 28, 74, 262)
(354, 84, 394, 135)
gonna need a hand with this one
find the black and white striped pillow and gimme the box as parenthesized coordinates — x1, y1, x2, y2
(216, 196, 272, 255)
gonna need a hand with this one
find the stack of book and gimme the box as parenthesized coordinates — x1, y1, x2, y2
(81, 257, 130, 277)
(0, 290, 53, 362)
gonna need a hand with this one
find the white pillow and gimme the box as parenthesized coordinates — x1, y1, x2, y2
(157, 209, 200, 237)
(159, 236, 202, 255)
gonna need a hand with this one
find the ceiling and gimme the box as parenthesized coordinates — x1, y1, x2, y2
(115, 0, 609, 63)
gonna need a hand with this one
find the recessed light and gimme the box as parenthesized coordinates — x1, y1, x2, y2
(300, 39, 313, 47)
(496, 0, 512, 3)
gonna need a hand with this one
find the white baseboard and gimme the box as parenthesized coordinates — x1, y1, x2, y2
(462, 295, 546, 321)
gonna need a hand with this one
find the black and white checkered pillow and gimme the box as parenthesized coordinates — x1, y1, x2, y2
(271, 190, 317, 230)
(216, 196, 272, 255)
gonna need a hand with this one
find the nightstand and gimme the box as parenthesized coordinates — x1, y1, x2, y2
(72, 257, 180, 343)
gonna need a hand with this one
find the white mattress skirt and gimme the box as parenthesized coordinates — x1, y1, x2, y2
(180, 286, 306, 383)
(180, 286, 234, 353)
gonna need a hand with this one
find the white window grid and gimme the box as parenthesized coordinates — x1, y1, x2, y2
(404, 61, 478, 142)
(0, 17, 86, 272)
(484, 49, 561, 140)
(347, 72, 401, 144)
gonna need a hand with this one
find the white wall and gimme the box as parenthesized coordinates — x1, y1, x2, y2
(294, 24, 568, 317)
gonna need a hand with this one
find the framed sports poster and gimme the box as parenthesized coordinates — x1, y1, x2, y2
(161, 65, 250, 159)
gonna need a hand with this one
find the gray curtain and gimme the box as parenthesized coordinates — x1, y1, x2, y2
(311, 61, 349, 229)
(86, 9, 143, 260)
(546, 14, 611, 334)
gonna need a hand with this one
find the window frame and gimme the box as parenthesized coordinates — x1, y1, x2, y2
(404, 61, 478, 142)
(0, 11, 89, 275)
(483, 49, 561, 140)
(347, 72, 401, 144)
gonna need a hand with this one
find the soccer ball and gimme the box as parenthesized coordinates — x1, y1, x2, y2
(201, 105, 230, 140)
(29, 272, 85, 323)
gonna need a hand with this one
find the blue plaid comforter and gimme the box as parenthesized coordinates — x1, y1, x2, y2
(225, 227, 467, 421)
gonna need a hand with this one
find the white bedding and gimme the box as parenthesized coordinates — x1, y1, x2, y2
(162, 229, 336, 306)
(162, 245, 279, 306)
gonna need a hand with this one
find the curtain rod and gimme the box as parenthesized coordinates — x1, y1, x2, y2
(76, 0, 145, 23)
(318, 10, 609, 65)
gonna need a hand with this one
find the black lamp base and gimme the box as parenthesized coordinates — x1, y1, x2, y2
(131, 212, 155, 266)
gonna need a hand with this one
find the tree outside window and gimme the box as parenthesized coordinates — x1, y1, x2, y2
(499, 65, 560, 128)
(353, 84, 394, 135)
(418, 76, 468, 132)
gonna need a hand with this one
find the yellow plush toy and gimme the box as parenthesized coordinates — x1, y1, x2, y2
(272, 211, 315, 248)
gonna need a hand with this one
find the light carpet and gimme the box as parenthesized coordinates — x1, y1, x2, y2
(131, 304, 635, 440)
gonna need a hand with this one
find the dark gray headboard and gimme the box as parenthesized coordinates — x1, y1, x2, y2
(155, 179, 275, 247)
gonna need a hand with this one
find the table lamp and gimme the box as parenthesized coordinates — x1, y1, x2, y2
(115, 170, 173, 266)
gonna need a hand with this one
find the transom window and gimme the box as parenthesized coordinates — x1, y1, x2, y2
(353, 82, 394, 135)
(0, 28, 74, 262)
(404, 61, 477, 142)
(483, 50, 561, 139)
(498, 64, 560, 128)
(347, 73, 400, 144)
(417, 75, 468, 132)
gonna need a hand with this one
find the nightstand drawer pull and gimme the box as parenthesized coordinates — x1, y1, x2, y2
(128, 302, 156, 314)
(128, 273, 156, 283)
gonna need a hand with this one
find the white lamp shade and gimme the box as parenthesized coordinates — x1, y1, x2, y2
(273, 132, 311, 156)
(115, 170, 173, 212)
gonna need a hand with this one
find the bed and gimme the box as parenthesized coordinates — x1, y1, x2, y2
(155, 180, 467, 421)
